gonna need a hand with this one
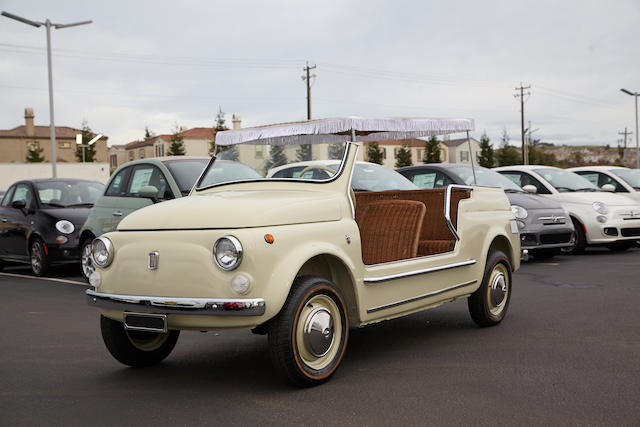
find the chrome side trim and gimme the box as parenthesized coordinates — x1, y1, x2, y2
(86, 289, 266, 316)
(367, 279, 478, 313)
(444, 184, 473, 241)
(363, 259, 476, 284)
(539, 216, 566, 224)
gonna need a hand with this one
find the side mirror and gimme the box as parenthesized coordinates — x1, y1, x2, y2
(11, 200, 27, 210)
(138, 185, 159, 201)
(522, 185, 537, 194)
(601, 184, 615, 193)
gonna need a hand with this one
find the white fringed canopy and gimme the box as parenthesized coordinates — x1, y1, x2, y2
(215, 116, 474, 146)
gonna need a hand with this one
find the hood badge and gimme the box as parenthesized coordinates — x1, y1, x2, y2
(148, 251, 159, 270)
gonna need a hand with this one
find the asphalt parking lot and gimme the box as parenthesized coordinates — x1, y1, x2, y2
(1, 247, 639, 426)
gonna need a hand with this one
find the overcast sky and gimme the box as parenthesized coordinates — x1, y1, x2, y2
(1, 0, 638, 148)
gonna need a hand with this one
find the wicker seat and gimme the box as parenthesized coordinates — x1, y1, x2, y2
(357, 200, 426, 265)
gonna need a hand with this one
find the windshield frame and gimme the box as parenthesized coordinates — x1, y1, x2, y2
(194, 141, 354, 192)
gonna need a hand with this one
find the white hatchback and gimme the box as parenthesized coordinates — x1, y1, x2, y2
(495, 165, 640, 252)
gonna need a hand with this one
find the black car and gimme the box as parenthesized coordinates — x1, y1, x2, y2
(397, 164, 576, 259)
(0, 178, 104, 276)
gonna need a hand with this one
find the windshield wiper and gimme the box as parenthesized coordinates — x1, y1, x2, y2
(42, 202, 65, 208)
(576, 188, 598, 192)
(67, 203, 94, 207)
(554, 186, 575, 192)
(352, 188, 370, 192)
(503, 189, 523, 193)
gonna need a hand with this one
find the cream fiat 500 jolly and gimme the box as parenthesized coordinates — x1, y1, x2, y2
(87, 117, 520, 386)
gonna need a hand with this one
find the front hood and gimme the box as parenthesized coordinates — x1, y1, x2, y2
(118, 190, 343, 230)
(506, 192, 563, 209)
(41, 207, 92, 227)
(554, 192, 640, 207)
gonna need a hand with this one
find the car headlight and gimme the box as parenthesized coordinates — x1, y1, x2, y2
(511, 205, 528, 219)
(214, 236, 243, 271)
(55, 220, 75, 234)
(91, 237, 113, 268)
(592, 202, 610, 215)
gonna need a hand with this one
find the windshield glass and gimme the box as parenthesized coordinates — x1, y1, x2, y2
(197, 142, 350, 189)
(533, 168, 599, 192)
(449, 165, 522, 191)
(611, 169, 640, 190)
(163, 159, 209, 195)
(36, 180, 104, 207)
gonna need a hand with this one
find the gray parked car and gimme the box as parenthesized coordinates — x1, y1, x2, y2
(397, 164, 575, 259)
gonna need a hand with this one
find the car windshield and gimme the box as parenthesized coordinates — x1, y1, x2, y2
(449, 165, 522, 191)
(197, 142, 351, 189)
(163, 159, 210, 195)
(611, 169, 640, 190)
(533, 168, 599, 192)
(36, 180, 104, 207)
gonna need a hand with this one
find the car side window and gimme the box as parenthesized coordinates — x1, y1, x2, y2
(576, 172, 599, 186)
(11, 183, 35, 209)
(1, 186, 15, 207)
(501, 171, 550, 194)
(127, 165, 171, 199)
(598, 173, 628, 192)
(434, 172, 454, 188)
(106, 167, 131, 197)
(410, 171, 437, 189)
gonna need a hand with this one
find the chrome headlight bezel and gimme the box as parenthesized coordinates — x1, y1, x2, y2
(91, 237, 114, 268)
(214, 235, 243, 271)
(511, 205, 528, 219)
(592, 201, 610, 215)
(55, 220, 75, 234)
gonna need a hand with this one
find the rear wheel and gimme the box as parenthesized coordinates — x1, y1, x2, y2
(100, 315, 179, 367)
(468, 251, 512, 327)
(30, 238, 51, 276)
(268, 276, 349, 387)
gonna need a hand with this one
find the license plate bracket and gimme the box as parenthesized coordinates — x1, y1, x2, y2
(123, 312, 167, 333)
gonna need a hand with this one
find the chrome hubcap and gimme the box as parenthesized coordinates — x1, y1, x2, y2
(31, 243, 41, 273)
(81, 243, 95, 278)
(303, 307, 334, 357)
(490, 273, 507, 308)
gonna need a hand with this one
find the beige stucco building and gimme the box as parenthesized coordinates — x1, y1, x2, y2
(0, 108, 108, 163)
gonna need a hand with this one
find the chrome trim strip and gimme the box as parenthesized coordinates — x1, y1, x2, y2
(86, 289, 266, 316)
(367, 279, 478, 313)
(347, 142, 359, 219)
(444, 184, 473, 241)
(363, 259, 476, 284)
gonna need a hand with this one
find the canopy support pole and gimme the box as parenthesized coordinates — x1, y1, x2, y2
(467, 131, 477, 185)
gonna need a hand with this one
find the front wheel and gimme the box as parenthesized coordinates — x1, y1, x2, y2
(100, 315, 179, 367)
(30, 238, 51, 277)
(80, 238, 95, 282)
(561, 219, 586, 254)
(468, 251, 512, 327)
(268, 276, 349, 387)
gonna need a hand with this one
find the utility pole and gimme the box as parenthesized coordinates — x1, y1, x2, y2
(620, 89, 639, 169)
(302, 62, 316, 120)
(618, 127, 632, 152)
(514, 83, 531, 164)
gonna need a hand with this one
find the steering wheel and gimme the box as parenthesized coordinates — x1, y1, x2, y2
(298, 164, 337, 179)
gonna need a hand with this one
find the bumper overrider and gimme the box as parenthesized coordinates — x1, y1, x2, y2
(86, 289, 266, 316)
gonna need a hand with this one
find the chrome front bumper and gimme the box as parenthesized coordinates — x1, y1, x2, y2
(86, 289, 266, 316)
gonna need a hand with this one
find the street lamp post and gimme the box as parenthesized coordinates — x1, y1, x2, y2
(620, 88, 639, 170)
(1, 11, 92, 178)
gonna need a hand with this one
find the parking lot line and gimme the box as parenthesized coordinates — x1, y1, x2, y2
(0, 272, 87, 286)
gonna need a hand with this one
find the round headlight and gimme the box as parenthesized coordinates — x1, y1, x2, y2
(214, 236, 243, 271)
(91, 237, 113, 268)
(592, 202, 610, 215)
(511, 205, 528, 219)
(55, 220, 75, 234)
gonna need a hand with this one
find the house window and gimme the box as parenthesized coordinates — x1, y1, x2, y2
(255, 145, 264, 159)
(155, 144, 164, 157)
(460, 150, 469, 162)
(139, 149, 145, 159)
(417, 149, 425, 161)
(129, 151, 134, 161)
(110, 154, 117, 169)
(382, 148, 387, 159)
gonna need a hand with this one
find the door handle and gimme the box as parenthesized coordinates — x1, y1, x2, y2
(112, 211, 123, 217)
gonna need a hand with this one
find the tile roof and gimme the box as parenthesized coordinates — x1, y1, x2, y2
(440, 137, 479, 147)
(177, 127, 217, 139)
(0, 125, 108, 140)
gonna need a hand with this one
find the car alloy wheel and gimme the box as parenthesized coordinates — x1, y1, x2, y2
(81, 240, 95, 282)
